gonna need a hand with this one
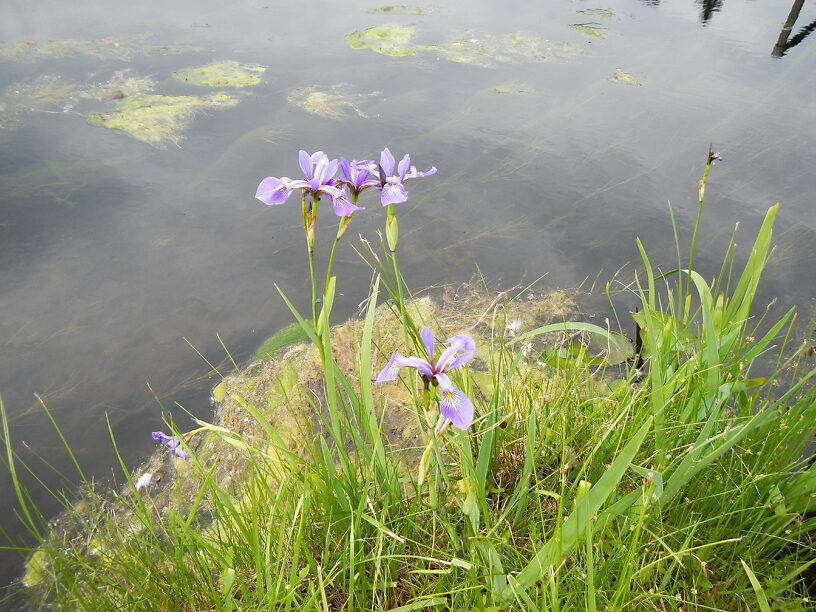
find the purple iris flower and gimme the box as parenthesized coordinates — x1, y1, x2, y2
(375, 326, 475, 430)
(255, 150, 363, 217)
(377, 148, 437, 206)
(152, 431, 190, 460)
(336, 158, 380, 198)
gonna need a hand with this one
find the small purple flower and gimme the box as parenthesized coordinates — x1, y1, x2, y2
(375, 326, 475, 430)
(152, 431, 190, 460)
(377, 148, 437, 206)
(255, 150, 363, 217)
(710, 151, 723, 165)
(336, 158, 380, 198)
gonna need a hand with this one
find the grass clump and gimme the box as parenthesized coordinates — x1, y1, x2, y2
(3, 149, 816, 611)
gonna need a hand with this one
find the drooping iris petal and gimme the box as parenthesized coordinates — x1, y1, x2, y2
(256, 176, 296, 205)
(375, 351, 404, 383)
(420, 326, 435, 361)
(439, 387, 474, 430)
(381, 180, 408, 205)
(331, 190, 364, 217)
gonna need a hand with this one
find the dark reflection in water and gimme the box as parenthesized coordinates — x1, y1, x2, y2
(697, 0, 724, 24)
(773, 0, 816, 57)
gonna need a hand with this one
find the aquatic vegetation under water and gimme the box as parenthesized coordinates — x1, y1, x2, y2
(570, 22, 607, 38)
(366, 5, 434, 15)
(0, 35, 198, 63)
(172, 61, 266, 88)
(576, 8, 615, 20)
(287, 84, 380, 119)
(346, 24, 582, 65)
(345, 24, 417, 56)
(608, 68, 642, 86)
(86, 92, 241, 148)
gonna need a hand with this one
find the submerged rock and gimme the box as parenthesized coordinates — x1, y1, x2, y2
(23, 284, 632, 603)
(172, 61, 266, 88)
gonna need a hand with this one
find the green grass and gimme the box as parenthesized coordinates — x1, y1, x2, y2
(3, 168, 816, 610)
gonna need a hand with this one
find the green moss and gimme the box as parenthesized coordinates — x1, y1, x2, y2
(172, 61, 266, 88)
(252, 323, 310, 361)
(346, 24, 417, 56)
(366, 5, 431, 15)
(608, 68, 642, 86)
(86, 92, 240, 147)
(571, 23, 607, 38)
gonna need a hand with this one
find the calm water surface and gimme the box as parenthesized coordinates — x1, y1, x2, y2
(1, 0, 815, 588)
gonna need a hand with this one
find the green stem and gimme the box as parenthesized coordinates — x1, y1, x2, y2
(685, 148, 714, 320)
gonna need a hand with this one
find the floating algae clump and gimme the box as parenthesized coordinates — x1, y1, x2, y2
(287, 84, 380, 119)
(608, 69, 641, 86)
(87, 92, 240, 147)
(346, 24, 416, 56)
(172, 61, 266, 88)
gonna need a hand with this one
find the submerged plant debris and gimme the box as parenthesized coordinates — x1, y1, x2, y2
(570, 22, 607, 38)
(172, 61, 266, 88)
(366, 5, 433, 14)
(420, 32, 581, 67)
(576, 8, 615, 19)
(287, 84, 381, 119)
(0, 75, 80, 130)
(0, 36, 198, 63)
(608, 68, 642, 86)
(491, 82, 535, 94)
(0, 70, 155, 130)
(346, 25, 582, 65)
(346, 24, 417, 56)
(86, 92, 240, 147)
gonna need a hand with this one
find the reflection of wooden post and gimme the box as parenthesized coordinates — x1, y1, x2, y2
(773, 0, 805, 56)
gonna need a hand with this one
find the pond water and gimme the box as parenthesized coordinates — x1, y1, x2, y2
(1, 0, 815, 590)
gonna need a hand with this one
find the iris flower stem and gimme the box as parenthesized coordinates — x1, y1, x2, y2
(390, 248, 412, 351)
(685, 150, 713, 320)
(303, 193, 318, 328)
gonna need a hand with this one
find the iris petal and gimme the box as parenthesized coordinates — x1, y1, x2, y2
(255, 177, 293, 205)
(420, 326, 435, 361)
(439, 387, 474, 430)
(298, 150, 313, 179)
(380, 147, 395, 176)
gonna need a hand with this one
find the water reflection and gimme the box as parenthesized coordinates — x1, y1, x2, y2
(697, 0, 724, 24)
(773, 0, 816, 57)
